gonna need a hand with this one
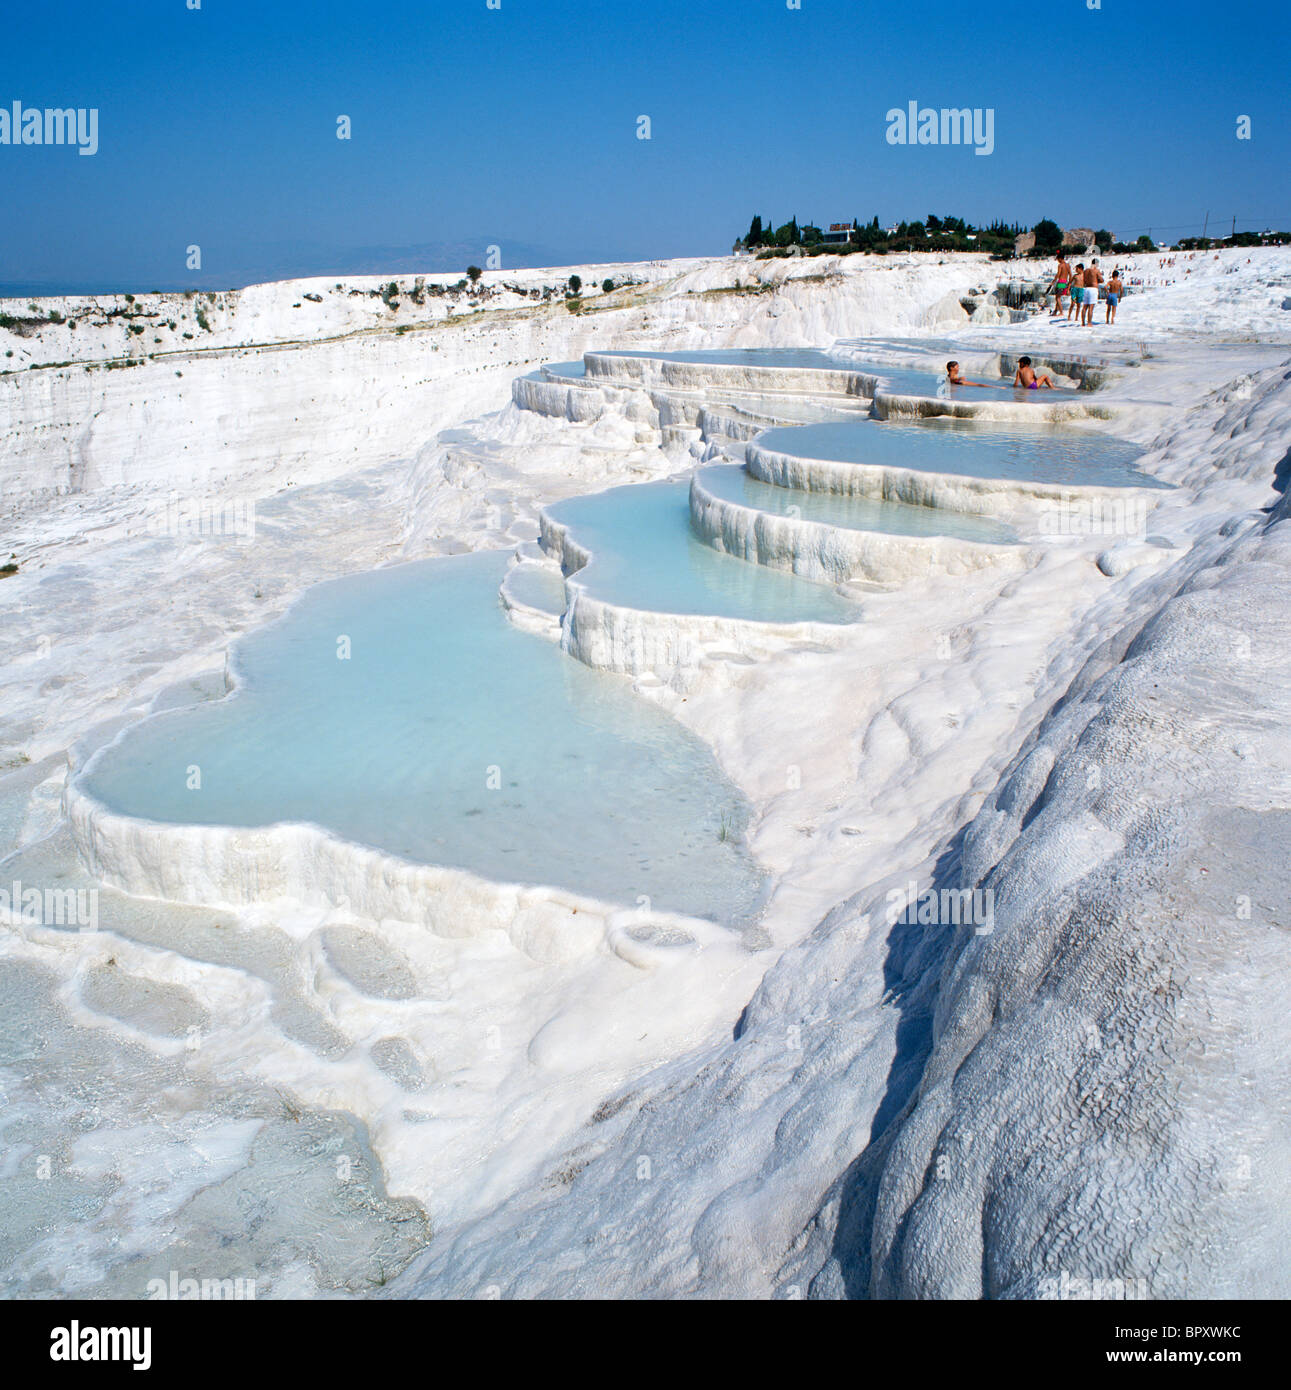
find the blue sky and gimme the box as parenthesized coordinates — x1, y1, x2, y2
(1, 0, 1288, 290)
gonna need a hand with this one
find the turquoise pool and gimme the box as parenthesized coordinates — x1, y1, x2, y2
(694, 465, 1018, 543)
(754, 418, 1168, 489)
(79, 552, 767, 922)
(544, 481, 861, 619)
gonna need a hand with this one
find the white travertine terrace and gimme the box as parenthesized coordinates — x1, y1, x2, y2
(66, 722, 734, 972)
(743, 438, 1162, 517)
(6, 247, 1291, 1299)
(687, 469, 1028, 586)
(535, 506, 851, 684)
(583, 350, 876, 398)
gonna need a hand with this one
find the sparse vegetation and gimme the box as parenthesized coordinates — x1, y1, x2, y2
(1031, 218, 1063, 253)
(738, 210, 1024, 257)
(0, 312, 48, 336)
(467, 266, 482, 284)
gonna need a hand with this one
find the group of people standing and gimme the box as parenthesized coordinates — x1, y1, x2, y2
(1046, 255, 1123, 325)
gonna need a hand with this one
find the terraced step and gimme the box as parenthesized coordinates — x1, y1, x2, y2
(536, 478, 860, 678)
(690, 464, 1025, 586)
(746, 417, 1171, 515)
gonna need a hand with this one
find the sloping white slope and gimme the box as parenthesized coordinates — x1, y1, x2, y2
(804, 487, 1291, 1299)
(393, 357, 1291, 1301)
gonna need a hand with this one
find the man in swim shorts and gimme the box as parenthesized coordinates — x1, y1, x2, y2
(1013, 356, 1055, 389)
(1047, 255, 1072, 317)
(1082, 259, 1103, 326)
(1106, 270, 1123, 324)
(1069, 265, 1085, 322)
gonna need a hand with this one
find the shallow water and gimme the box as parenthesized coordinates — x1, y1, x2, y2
(695, 465, 1018, 544)
(756, 419, 1169, 489)
(576, 349, 1079, 402)
(504, 559, 567, 613)
(545, 481, 861, 619)
(853, 362, 1080, 402)
(79, 551, 766, 922)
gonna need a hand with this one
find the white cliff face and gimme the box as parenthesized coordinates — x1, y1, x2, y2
(0, 253, 979, 510)
(2, 246, 1290, 1299)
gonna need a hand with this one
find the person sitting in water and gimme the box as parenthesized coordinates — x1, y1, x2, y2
(945, 360, 997, 388)
(1013, 356, 1055, 390)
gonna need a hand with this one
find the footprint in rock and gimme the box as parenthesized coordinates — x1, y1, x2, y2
(370, 1036, 429, 1091)
(320, 926, 418, 1001)
(79, 966, 209, 1040)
